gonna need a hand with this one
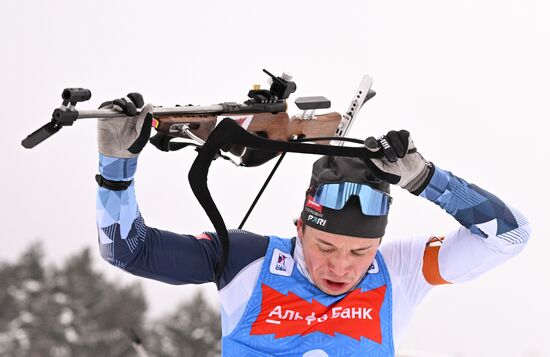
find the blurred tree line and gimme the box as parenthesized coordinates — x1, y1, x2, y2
(0, 243, 221, 357)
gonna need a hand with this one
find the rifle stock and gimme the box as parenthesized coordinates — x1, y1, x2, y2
(155, 112, 341, 144)
(153, 111, 341, 167)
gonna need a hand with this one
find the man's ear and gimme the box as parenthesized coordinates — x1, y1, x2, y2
(296, 218, 303, 240)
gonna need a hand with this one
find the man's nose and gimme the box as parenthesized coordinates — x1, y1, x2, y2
(328, 252, 350, 277)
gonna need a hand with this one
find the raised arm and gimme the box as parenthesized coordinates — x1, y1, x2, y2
(363, 130, 531, 347)
(95, 95, 269, 288)
(365, 130, 531, 292)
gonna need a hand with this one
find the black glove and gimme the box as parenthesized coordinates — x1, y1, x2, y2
(97, 93, 153, 158)
(99, 92, 144, 116)
(363, 130, 435, 195)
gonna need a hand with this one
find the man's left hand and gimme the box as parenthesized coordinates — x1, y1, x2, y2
(363, 130, 435, 195)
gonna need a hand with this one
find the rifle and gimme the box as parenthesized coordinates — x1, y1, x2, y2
(22, 69, 375, 166)
(22, 69, 378, 280)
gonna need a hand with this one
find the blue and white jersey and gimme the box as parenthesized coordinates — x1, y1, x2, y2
(223, 236, 393, 356)
(96, 154, 531, 355)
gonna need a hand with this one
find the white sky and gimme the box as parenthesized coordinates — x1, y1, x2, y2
(2, 0, 549, 355)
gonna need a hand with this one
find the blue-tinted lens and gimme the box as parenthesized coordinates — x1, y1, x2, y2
(313, 182, 392, 216)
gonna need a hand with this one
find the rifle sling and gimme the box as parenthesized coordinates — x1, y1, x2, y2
(238, 151, 287, 230)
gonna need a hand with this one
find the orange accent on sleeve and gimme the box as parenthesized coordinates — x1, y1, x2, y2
(422, 236, 451, 285)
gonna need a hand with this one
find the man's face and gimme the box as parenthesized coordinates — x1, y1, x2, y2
(297, 219, 381, 296)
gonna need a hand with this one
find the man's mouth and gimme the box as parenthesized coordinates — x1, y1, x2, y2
(323, 279, 348, 291)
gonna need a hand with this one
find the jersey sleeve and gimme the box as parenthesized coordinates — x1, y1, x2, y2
(419, 167, 531, 284)
(96, 154, 269, 288)
(380, 166, 531, 305)
(380, 166, 531, 347)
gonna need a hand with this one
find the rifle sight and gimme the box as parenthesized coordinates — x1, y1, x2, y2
(62, 88, 92, 103)
(262, 69, 297, 100)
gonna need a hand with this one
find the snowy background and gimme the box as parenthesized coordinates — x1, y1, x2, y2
(2, 0, 549, 355)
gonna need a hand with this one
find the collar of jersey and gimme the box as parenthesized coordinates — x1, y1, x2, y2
(293, 237, 314, 284)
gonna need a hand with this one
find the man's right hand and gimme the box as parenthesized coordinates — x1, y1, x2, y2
(97, 92, 153, 158)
